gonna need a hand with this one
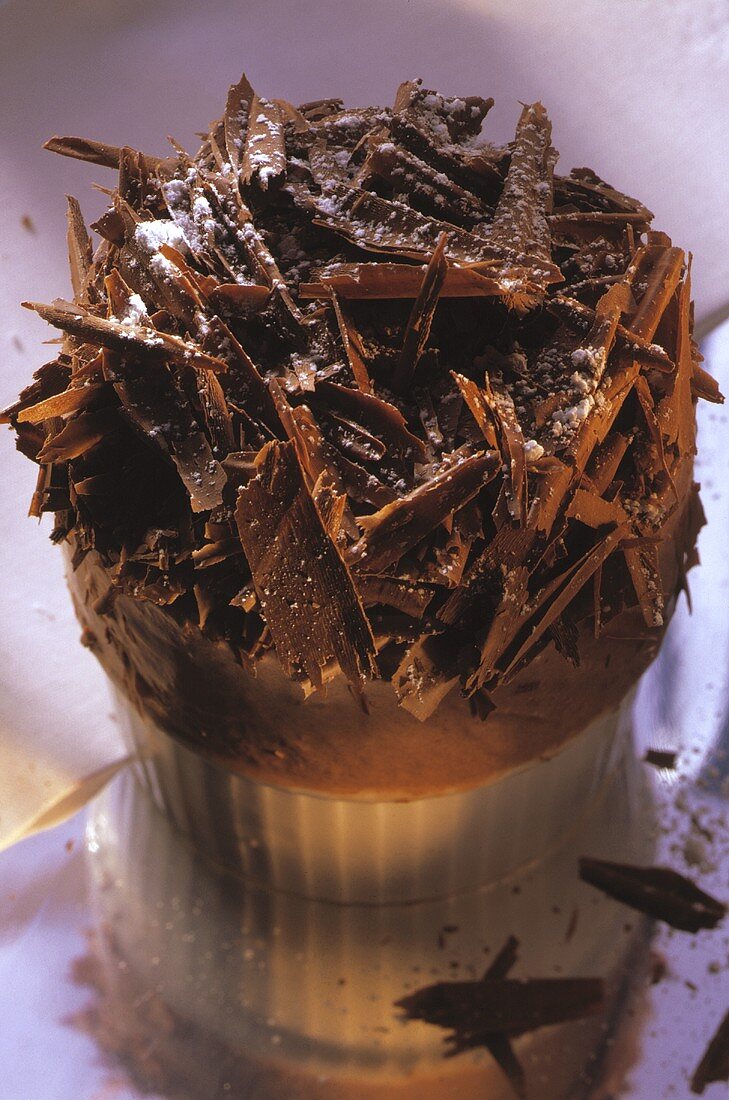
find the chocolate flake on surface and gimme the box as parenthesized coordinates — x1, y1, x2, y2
(643, 748, 678, 770)
(4, 72, 721, 713)
(579, 858, 727, 933)
(691, 1009, 729, 1095)
(396, 933, 604, 1097)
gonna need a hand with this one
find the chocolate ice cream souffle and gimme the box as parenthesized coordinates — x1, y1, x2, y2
(5, 77, 720, 901)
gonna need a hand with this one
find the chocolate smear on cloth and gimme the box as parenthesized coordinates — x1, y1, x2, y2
(4, 71, 723, 730)
(578, 858, 727, 933)
(691, 1009, 729, 1095)
(396, 934, 604, 1098)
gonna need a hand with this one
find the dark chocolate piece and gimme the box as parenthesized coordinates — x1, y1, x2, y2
(579, 858, 726, 933)
(691, 1010, 729, 1095)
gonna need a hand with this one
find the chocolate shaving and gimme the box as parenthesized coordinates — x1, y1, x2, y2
(451, 372, 497, 448)
(500, 524, 630, 684)
(65, 197, 93, 301)
(301, 261, 515, 300)
(44, 135, 168, 173)
(329, 291, 372, 393)
(357, 575, 434, 618)
(691, 1010, 729, 1095)
(578, 858, 727, 932)
(692, 364, 724, 404)
(393, 232, 448, 392)
(16, 383, 106, 425)
(307, 184, 507, 267)
(224, 73, 255, 174)
(235, 439, 377, 689)
(361, 139, 490, 227)
(483, 374, 528, 525)
(394, 636, 459, 720)
(37, 409, 119, 463)
(109, 358, 227, 514)
(566, 487, 626, 528)
(241, 95, 286, 189)
(486, 101, 560, 309)
(623, 538, 665, 628)
(24, 301, 228, 373)
(315, 381, 427, 461)
(348, 450, 499, 574)
(546, 295, 675, 371)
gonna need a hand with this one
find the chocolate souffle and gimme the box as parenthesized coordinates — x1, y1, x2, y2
(4, 76, 721, 798)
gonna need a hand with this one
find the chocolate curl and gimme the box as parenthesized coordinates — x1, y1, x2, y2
(546, 295, 675, 372)
(23, 300, 228, 374)
(500, 524, 631, 683)
(657, 260, 696, 457)
(308, 182, 504, 265)
(224, 73, 256, 174)
(16, 383, 105, 425)
(393, 233, 449, 393)
(633, 372, 678, 501)
(65, 196, 93, 301)
(241, 95, 286, 189)
(235, 439, 377, 690)
(300, 261, 519, 301)
(44, 135, 169, 173)
(347, 449, 499, 575)
(623, 539, 665, 628)
(329, 290, 373, 393)
(486, 101, 562, 310)
(315, 381, 428, 462)
(483, 373, 528, 526)
(451, 372, 498, 449)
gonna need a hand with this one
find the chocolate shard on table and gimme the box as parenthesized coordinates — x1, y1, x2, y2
(691, 1009, 729, 1095)
(578, 858, 727, 933)
(396, 934, 604, 1097)
(643, 748, 678, 770)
